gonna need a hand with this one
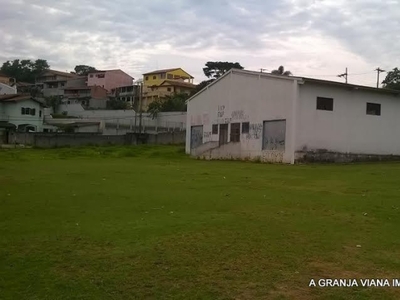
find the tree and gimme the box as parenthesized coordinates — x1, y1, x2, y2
(74, 65, 97, 76)
(382, 68, 400, 90)
(0, 59, 50, 83)
(203, 61, 244, 80)
(106, 98, 128, 110)
(271, 65, 292, 76)
(191, 79, 214, 96)
(45, 96, 62, 113)
(147, 93, 189, 119)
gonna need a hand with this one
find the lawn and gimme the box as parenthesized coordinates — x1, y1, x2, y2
(1, 145, 400, 300)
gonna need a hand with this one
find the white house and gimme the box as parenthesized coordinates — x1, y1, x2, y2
(0, 94, 46, 133)
(186, 69, 400, 163)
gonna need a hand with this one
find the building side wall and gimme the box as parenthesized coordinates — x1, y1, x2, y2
(186, 71, 297, 163)
(296, 83, 400, 157)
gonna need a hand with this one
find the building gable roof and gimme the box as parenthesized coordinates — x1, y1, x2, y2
(88, 69, 134, 79)
(143, 68, 194, 78)
(0, 94, 46, 106)
(38, 69, 77, 78)
(187, 68, 400, 103)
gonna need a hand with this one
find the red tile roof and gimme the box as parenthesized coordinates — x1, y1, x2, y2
(0, 94, 46, 106)
(143, 68, 194, 78)
(159, 80, 196, 89)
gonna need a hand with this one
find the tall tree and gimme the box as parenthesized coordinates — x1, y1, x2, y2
(382, 68, 400, 90)
(0, 59, 50, 83)
(74, 65, 97, 76)
(271, 65, 292, 76)
(203, 61, 244, 80)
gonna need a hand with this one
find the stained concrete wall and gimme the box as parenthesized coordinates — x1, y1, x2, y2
(186, 70, 298, 163)
(8, 131, 185, 148)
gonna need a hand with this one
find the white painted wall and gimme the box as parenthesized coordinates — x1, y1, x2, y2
(186, 70, 298, 163)
(296, 83, 400, 155)
(2, 100, 44, 131)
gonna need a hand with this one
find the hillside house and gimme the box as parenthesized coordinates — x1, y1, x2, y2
(87, 69, 134, 92)
(36, 70, 77, 97)
(186, 69, 400, 163)
(142, 68, 195, 109)
(0, 94, 46, 133)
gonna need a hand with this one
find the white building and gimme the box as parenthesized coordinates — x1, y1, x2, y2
(186, 69, 400, 163)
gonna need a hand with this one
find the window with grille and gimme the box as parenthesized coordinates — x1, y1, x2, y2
(366, 103, 381, 116)
(316, 97, 334, 111)
(242, 122, 249, 133)
(230, 123, 240, 142)
(212, 124, 218, 134)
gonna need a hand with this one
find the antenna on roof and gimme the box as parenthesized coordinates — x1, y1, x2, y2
(337, 67, 348, 84)
(375, 67, 386, 88)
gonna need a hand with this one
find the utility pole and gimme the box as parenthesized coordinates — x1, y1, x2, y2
(138, 82, 143, 133)
(375, 67, 385, 88)
(337, 67, 348, 84)
(134, 83, 138, 132)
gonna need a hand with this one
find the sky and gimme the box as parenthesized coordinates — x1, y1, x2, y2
(1, 0, 399, 86)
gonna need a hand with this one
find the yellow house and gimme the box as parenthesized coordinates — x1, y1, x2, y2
(143, 68, 194, 87)
(141, 68, 196, 110)
(141, 80, 197, 110)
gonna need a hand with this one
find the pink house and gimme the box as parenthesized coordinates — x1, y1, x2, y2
(87, 69, 134, 92)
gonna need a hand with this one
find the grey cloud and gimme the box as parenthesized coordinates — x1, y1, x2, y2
(0, 0, 399, 82)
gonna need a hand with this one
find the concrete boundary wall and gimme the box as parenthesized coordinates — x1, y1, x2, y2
(8, 131, 185, 148)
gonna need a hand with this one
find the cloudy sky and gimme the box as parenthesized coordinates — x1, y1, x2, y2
(1, 0, 399, 86)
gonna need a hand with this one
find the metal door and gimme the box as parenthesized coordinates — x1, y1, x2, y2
(262, 120, 286, 150)
(219, 124, 228, 145)
(190, 125, 203, 149)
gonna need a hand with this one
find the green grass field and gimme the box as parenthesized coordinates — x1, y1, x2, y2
(1, 145, 400, 300)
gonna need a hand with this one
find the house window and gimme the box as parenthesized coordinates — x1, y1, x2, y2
(67, 101, 71, 104)
(242, 122, 250, 134)
(230, 123, 240, 142)
(25, 108, 30, 115)
(161, 73, 166, 79)
(90, 74, 93, 78)
(366, 103, 381, 116)
(39, 111, 42, 117)
(167, 87, 171, 92)
(145, 76, 149, 80)
(30, 108, 36, 116)
(167, 74, 173, 79)
(316, 97, 334, 111)
(97, 74, 105, 78)
(21, 107, 25, 115)
(212, 124, 218, 134)
(153, 76, 156, 80)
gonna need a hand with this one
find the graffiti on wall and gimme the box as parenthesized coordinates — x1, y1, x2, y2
(217, 105, 225, 118)
(203, 131, 212, 141)
(247, 123, 263, 140)
(231, 110, 249, 121)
